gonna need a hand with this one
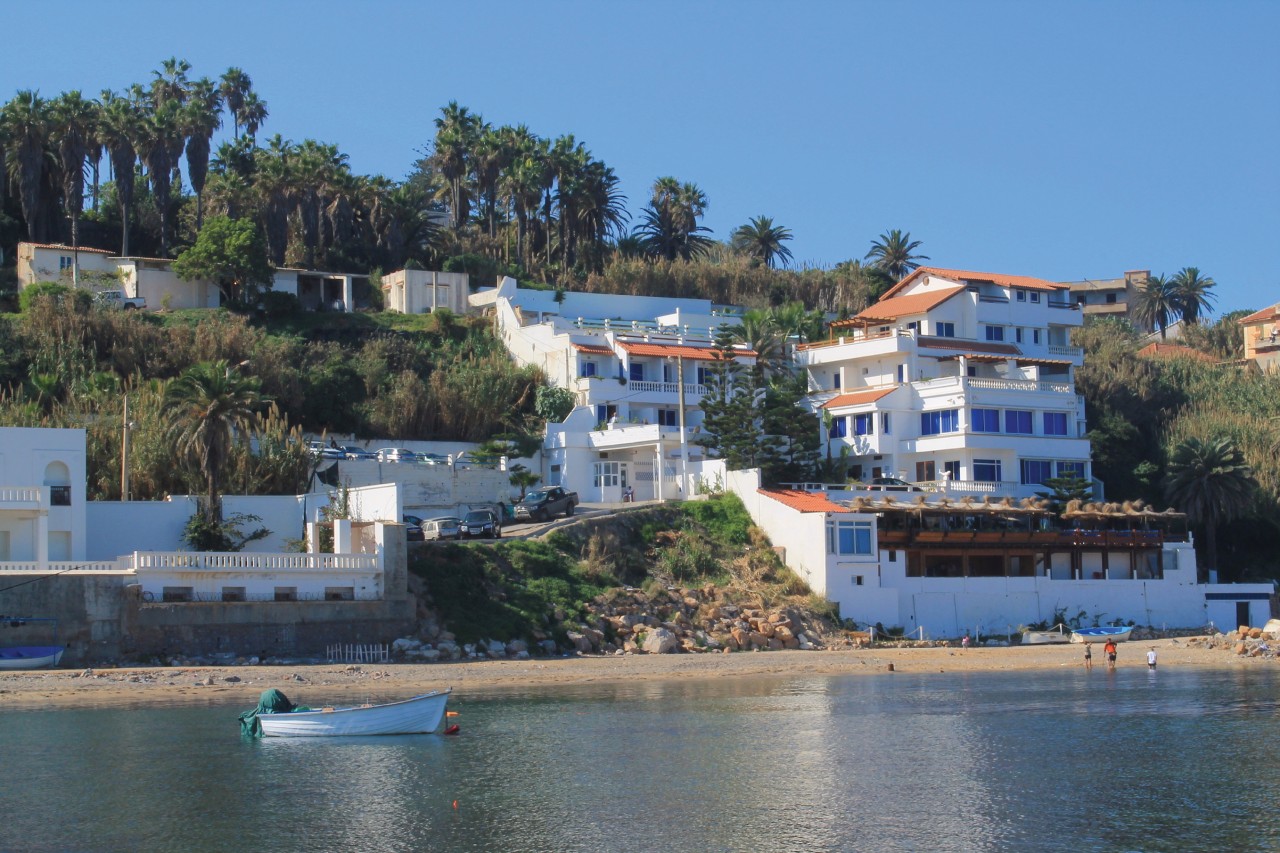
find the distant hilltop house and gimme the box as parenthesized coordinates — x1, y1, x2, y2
(1061, 269, 1153, 332)
(797, 266, 1091, 499)
(380, 268, 470, 314)
(480, 276, 754, 502)
(17, 242, 371, 312)
(1238, 303, 1280, 373)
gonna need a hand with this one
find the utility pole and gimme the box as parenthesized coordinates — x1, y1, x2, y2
(677, 354, 688, 498)
(121, 397, 131, 501)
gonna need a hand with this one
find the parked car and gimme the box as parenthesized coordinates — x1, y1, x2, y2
(376, 447, 417, 463)
(402, 515, 425, 541)
(307, 441, 343, 459)
(417, 453, 448, 465)
(867, 477, 924, 492)
(422, 516, 462, 541)
(342, 445, 377, 460)
(459, 509, 501, 539)
(94, 289, 146, 310)
(514, 487, 579, 523)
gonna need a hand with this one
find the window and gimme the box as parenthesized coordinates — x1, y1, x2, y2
(853, 413, 874, 436)
(657, 409, 678, 427)
(1030, 292, 1041, 304)
(274, 587, 298, 602)
(1043, 412, 1068, 436)
(896, 364, 905, 384)
(1057, 460, 1086, 479)
(854, 576, 864, 586)
(1016, 290, 1026, 302)
(973, 459, 1002, 482)
(881, 413, 891, 434)
(325, 586, 355, 601)
(1015, 328, 1024, 344)
(49, 486, 71, 506)
(906, 321, 918, 333)
(59, 256, 74, 271)
(1004, 410, 1033, 434)
(984, 325, 1005, 342)
(696, 366, 710, 385)
(916, 460, 936, 481)
(1106, 293, 1117, 304)
(629, 363, 645, 382)
(222, 587, 246, 602)
(828, 520, 873, 555)
(972, 409, 1000, 432)
(833, 372, 841, 389)
(943, 460, 961, 480)
(828, 416, 847, 438)
(579, 361, 597, 378)
(920, 409, 960, 435)
(162, 586, 194, 602)
(1033, 329, 1041, 345)
(934, 322, 955, 338)
(1021, 459, 1054, 485)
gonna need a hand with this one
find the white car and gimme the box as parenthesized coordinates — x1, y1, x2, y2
(376, 448, 417, 463)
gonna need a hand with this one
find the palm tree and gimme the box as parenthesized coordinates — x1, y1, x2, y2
(864, 229, 928, 280)
(1170, 266, 1217, 326)
(731, 216, 794, 268)
(1, 90, 50, 241)
(136, 100, 185, 256)
(433, 101, 481, 230)
(165, 361, 264, 526)
(1132, 274, 1178, 339)
(237, 92, 268, 140)
(150, 57, 191, 107)
(473, 124, 510, 238)
(181, 78, 223, 230)
(97, 93, 140, 256)
(50, 91, 98, 284)
(253, 135, 296, 265)
(219, 67, 253, 139)
(635, 177, 713, 261)
(1163, 436, 1257, 578)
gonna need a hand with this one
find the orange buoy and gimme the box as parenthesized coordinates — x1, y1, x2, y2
(452, 800, 458, 809)
(445, 724, 460, 735)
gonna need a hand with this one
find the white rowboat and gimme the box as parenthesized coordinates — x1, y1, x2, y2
(1070, 627, 1133, 644)
(258, 689, 452, 737)
(0, 646, 64, 670)
(1021, 630, 1070, 645)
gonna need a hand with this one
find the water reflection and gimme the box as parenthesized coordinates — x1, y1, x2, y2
(2, 668, 1280, 852)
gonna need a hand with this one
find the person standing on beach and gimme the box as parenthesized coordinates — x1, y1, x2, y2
(1147, 647, 1157, 670)
(961, 633, 970, 650)
(1084, 641, 1093, 670)
(1104, 639, 1118, 669)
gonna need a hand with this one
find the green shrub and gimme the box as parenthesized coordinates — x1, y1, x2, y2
(19, 282, 87, 312)
(259, 290, 301, 319)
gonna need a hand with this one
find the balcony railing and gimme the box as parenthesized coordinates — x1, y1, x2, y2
(0, 559, 125, 573)
(131, 552, 379, 572)
(627, 380, 707, 396)
(1047, 344, 1084, 357)
(0, 487, 44, 505)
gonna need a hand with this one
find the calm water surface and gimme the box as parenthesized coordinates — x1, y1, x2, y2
(2, 667, 1279, 852)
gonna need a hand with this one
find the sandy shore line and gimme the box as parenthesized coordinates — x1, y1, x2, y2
(0, 637, 1263, 712)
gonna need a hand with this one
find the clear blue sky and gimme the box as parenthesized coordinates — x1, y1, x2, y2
(6, 0, 1277, 314)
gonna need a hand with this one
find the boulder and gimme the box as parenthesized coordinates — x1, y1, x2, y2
(538, 639, 558, 656)
(730, 627, 750, 649)
(774, 625, 795, 642)
(505, 639, 529, 656)
(756, 621, 776, 639)
(642, 627, 680, 654)
(767, 638, 783, 651)
(436, 640, 460, 659)
(565, 631, 594, 654)
(748, 631, 768, 648)
(484, 639, 507, 658)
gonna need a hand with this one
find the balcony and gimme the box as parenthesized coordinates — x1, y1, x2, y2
(0, 487, 44, 510)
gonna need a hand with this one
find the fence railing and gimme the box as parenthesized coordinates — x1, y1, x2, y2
(0, 559, 126, 574)
(0, 487, 43, 504)
(131, 552, 379, 572)
(327, 643, 389, 664)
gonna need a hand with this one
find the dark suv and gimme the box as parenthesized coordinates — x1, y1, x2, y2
(460, 509, 502, 539)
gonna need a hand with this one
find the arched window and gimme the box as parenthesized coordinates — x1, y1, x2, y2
(43, 461, 71, 506)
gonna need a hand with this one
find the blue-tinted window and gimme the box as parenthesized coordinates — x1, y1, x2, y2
(1043, 412, 1068, 435)
(921, 409, 959, 436)
(973, 459, 1002, 482)
(580, 361, 597, 377)
(882, 413, 891, 435)
(985, 325, 1005, 341)
(972, 409, 1000, 432)
(828, 416, 847, 438)
(1005, 410, 1033, 434)
(1021, 459, 1054, 485)
(935, 322, 956, 338)
(1057, 461, 1085, 479)
(629, 363, 645, 382)
(854, 413, 874, 436)
(1033, 329, 1041, 344)
(829, 521, 873, 555)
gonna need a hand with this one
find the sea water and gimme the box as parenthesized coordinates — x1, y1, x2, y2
(2, 667, 1278, 852)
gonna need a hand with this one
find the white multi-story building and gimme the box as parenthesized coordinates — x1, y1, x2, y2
(0, 428, 88, 566)
(483, 277, 753, 502)
(796, 267, 1091, 498)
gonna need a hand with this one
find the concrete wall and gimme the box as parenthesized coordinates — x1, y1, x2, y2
(382, 269, 470, 314)
(16, 244, 116, 286)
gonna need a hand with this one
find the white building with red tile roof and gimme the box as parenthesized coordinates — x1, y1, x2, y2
(1238, 302, 1280, 373)
(796, 266, 1091, 498)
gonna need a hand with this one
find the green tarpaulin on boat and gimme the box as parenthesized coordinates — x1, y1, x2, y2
(238, 689, 297, 738)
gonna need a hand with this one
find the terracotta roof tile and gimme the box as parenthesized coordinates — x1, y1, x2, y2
(759, 489, 852, 513)
(618, 341, 750, 361)
(821, 387, 896, 409)
(838, 286, 965, 325)
(917, 336, 1022, 356)
(573, 344, 615, 356)
(22, 243, 113, 255)
(881, 266, 1066, 300)
(1237, 305, 1280, 325)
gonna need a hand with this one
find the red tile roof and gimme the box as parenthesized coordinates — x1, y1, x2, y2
(618, 341, 749, 361)
(917, 336, 1022, 356)
(1137, 343, 1216, 363)
(1237, 305, 1280, 325)
(881, 266, 1065, 300)
(22, 242, 113, 255)
(821, 387, 896, 409)
(573, 344, 615, 356)
(759, 489, 851, 513)
(838, 286, 965, 325)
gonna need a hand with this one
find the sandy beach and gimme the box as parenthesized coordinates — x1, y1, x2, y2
(0, 637, 1265, 712)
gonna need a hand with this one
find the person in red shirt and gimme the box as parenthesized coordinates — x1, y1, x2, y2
(1104, 640, 1118, 669)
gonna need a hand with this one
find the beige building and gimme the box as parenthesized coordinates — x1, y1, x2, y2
(16, 243, 119, 287)
(1062, 269, 1151, 330)
(1238, 303, 1280, 373)
(381, 269, 470, 314)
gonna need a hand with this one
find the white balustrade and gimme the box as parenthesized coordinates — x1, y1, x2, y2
(130, 551, 379, 572)
(0, 487, 44, 504)
(0, 559, 126, 573)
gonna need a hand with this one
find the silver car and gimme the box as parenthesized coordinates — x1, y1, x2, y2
(422, 516, 462, 541)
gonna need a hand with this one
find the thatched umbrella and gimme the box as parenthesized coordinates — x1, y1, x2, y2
(1064, 498, 1083, 514)
(960, 495, 978, 509)
(849, 497, 871, 512)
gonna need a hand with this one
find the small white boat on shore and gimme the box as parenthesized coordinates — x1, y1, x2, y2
(0, 645, 64, 669)
(241, 688, 453, 737)
(1070, 626, 1133, 644)
(1021, 626, 1071, 645)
